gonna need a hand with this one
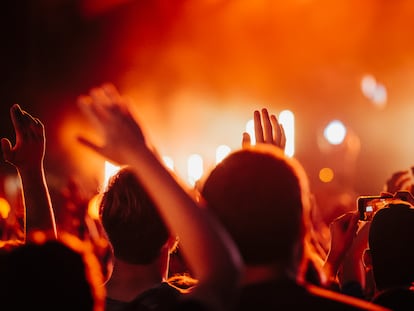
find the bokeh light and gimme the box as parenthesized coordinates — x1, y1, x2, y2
(323, 120, 347, 145)
(279, 110, 295, 157)
(319, 167, 334, 183)
(0, 198, 11, 219)
(187, 154, 203, 187)
(216, 145, 231, 164)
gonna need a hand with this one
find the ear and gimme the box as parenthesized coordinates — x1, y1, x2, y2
(363, 248, 373, 270)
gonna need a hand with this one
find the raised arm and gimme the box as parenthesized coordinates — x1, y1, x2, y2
(1, 104, 57, 240)
(76, 84, 242, 310)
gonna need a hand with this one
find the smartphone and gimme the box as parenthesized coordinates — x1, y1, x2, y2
(357, 195, 394, 221)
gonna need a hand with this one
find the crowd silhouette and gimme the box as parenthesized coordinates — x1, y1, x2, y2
(1, 83, 413, 310)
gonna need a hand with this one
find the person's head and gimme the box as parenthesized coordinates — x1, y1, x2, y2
(99, 166, 171, 265)
(365, 202, 414, 291)
(0, 233, 105, 311)
(200, 144, 312, 274)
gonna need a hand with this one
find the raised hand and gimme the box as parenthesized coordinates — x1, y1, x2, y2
(242, 108, 286, 151)
(1, 104, 45, 170)
(323, 211, 360, 282)
(383, 168, 413, 195)
(1, 104, 56, 239)
(77, 83, 146, 166)
(77, 83, 242, 310)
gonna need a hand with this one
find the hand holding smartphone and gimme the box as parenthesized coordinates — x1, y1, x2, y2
(357, 190, 414, 221)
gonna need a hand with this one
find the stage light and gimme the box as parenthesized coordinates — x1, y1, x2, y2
(162, 156, 174, 171)
(187, 154, 203, 187)
(216, 145, 231, 164)
(245, 119, 255, 145)
(361, 74, 387, 108)
(324, 120, 347, 145)
(104, 161, 120, 189)
(279, 110, 295, 157)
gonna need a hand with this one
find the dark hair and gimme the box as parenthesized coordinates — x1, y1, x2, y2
(0, 235, 104, 311)
(369, 203, 414, 290)
(201, 145, 310, 266)
(100, 166, 170, 264)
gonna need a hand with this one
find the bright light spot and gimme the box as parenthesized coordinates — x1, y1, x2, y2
(319, 167, 334, 183)
(360, 74, 387, 108)
(372, 83, 387, 107)
(187, 154, 203, 187)
(324, 120, 347, 145)
(4, 175, 20, 197)
(361, 75, 377, 98)
(216, 145, 231, 164)
(88, 194, 101, 219)
(0, 198, 10, 219)
(162, 156, 174, 171)
(245, 119, 255, 145)
(279, 110, 295, 157)
(104, 161, 120, 190)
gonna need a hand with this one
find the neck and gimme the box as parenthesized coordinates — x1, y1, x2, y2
(106, 258, 168, 302)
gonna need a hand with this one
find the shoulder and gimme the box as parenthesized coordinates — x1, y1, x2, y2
(372, 287, 414, 311)
(307, 284, 390, 311)
(122, 283, 183, 311)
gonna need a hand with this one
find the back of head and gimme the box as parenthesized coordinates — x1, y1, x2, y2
(0, 234, 105, 311)
(369, 203, 414, 291)
(201, 145, 310, 267)
(100, 166, 169, 265)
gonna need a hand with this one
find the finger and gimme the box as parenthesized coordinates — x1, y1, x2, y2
(242, 132, 251, 149)
(33, 117, 45, 131)
(90, 87, 111, 107)
(279, 124, 287, 151)
(102, 83, 122, 104)
(10, 104, 26, 136)
(395, 177, 412, 191)
(77, 95, 108, 128)
(261, 108, 273, 144)
(334, 211, 358, 234)
(270, 114, 281, 146)
(254, 110, 264, 143)
(385, 170, 409, 192)
(348, 211, 360, 233)
(1, 138, 13, 162)
(77, 136, 103, 155)
(342, 212, 360, 245)
(379, 191, 394, 197)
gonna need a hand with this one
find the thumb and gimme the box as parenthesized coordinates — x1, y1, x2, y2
(242, 132, 251, 149)
(1, 138, 13, 162)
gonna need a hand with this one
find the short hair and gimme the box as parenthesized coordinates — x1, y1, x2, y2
(201, 145, 311, 266)
(100, 166, 170, 264)
(369, 203, 414, 290)
(0, 234, 105, 311)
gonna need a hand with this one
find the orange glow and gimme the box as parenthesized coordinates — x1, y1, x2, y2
(319, 167, 334, 183)
(0, 198, 10, 219)
(104, 161, 120, 190)
(88, 194, 102, 219)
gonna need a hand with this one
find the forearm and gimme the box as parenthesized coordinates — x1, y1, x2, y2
(18, 165, 57, 239)
(126, 145, 242, 298)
